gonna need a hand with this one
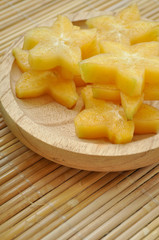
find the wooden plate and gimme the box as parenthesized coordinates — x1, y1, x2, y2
(1, 12, 159, 172)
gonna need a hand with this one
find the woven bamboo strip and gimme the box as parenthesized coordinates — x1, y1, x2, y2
(143, 228, 159, 240)
(0, 121, 6, 130)
(0, 172, 105, 239)
(0, 160, 55, 208)
(15, 172, 118, 240)
(0, 164, 65, 216)
(0, 117, 4, 123)
(0, 154, 42, 185)
(115, 205, 159, 240)
(0, 159, 53, 195)
(0, 150, 36, 175)
(0, 138, 19, 151)
(0, 0, 84, 36)
(0, 0, 73, 40)
(0, 0, 21, 10)
(75, 178, 159, 240)
(52, 165, 158, 240)
(71, 180, 159, 240)
(0, 169, 86, 234)
(0, 146, 28, 167)
(144, 227, 159, 240)
(20, 172, 126, 240)
(0, 163, 63, 224)
(139, 1, 157, 15)
(1, 141, 24, 159)
(0, 0, 55, 21)
(0, 126, 10, 138)
(0, 132, 15, 147)
(144, 8, 159, 19)
(1, 0, 65, 29)
(103, 195, 159, 239)
(130, 216, 159, 240)
(44, 164, 157, 239)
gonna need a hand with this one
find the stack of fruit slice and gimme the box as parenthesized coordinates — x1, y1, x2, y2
(12, 4, 159, 144)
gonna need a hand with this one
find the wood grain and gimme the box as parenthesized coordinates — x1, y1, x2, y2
(1, 11, 159, 172)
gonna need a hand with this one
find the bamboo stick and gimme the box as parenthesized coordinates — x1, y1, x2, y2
(0, 169, 85, 234)
(1, 0, 55, 21)
(103, 195, 159, 239)
(0, 158, 53, 195)
(49, 164, 158, 240)
(0, 0, 21, 11)
(0, 164, 64, 219)
(0, 146, 29, 167)
(114, 205, 159, 240)
(0, 126, 10, 138)
(0, 172, 105, 239)
(0, 138, 19, 152)
(0, 132, 15, 147)
(130, 216, 159, 240)
(139, 226, 159, 240)
(0, 0, 83, 35)
(0, 159, 53, 207)
(0, 150, 36, 175)
(19, 172, 123, 240)
(1, 0, 62, 29)
(75, 178, 159, 240)
(0, 117, 4, 123)
(0, 141, 24, 159)
(0, 120, 6, 129)
(0, 154, 42, 185)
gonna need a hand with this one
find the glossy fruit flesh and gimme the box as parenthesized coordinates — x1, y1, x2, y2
(16, 70, 78, 109)
(75, 86, 134, 144)
(12, 48, 30, 72)
(134, 104, 159, 134)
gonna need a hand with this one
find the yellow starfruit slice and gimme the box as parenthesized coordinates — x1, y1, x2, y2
(128, 20, 159, 44)
(134, 104, 159, 134)
(86, 4, 140, 45)
(75, 86, 134, 144)
(92, 84, 121, 103)
(120, 92, 144, 120)
(80, 41, 159, 97)
(28, 40, 81, 75)
(12, 47, 30, 72)
(23, 27, 55, 50)
(16, 70, 78, 109)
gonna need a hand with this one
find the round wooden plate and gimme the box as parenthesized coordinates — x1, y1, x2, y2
(1, 11, 159, 172)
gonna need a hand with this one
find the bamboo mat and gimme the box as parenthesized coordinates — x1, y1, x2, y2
(0, 0, 159, 239)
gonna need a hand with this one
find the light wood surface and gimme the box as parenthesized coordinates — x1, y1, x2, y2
(1, 11, 159, 171)
(0, 1, 159, 239)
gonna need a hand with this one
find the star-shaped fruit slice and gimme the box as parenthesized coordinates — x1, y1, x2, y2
(25, 15, 99, 75)
(134, 104, 159, 134)
(12, 48, 30, 72)
(28, 40, 81, 75)
(127, 20, 159, 44)
(16, 70, 78, 109)
(86, 4, 140, 45)
(80, 41, 159, 97)
(74, 86, 134, 144)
